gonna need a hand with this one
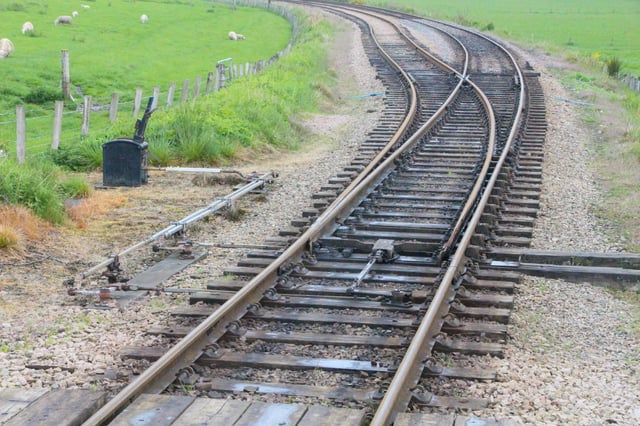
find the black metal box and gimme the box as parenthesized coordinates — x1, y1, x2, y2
(102, 139, 149, 187)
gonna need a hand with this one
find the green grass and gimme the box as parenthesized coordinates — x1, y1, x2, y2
(0, 0, 290, 110)
(0, 0, 291, 158)
(0, 3, 337, 224)
(369, 0, 640, 75)
(0, 158, 68, 224)
(143, 8, 335, 164)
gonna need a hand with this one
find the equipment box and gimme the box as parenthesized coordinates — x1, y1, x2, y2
(102, 138, 149, 187)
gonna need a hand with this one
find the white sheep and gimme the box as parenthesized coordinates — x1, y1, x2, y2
(54, 16, 73, 25)
(21, 22, 34, 34)
(140, 14, 148, 24)
(236, 34, 245, 40)
(72, 11, 78, 18)
(0, 38, 14, 59)
(228, 31, 237, 40)
(81, 4, 90, 9)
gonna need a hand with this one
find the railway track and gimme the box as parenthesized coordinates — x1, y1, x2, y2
(3, 2, 554, 425)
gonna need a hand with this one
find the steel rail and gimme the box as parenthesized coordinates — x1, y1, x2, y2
(370, 29, 527, 426)
(318, 1, 469, 77)
(86, 6, 484, 425)
(311, 4, 469, 234)
(83, 7, 432, 426)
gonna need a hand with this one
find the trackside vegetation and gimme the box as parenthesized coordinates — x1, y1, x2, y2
(0, 0, 290, 111)
(0, 3, 335, 227)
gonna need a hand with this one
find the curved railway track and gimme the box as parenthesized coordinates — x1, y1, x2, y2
(6, 2, 549, 425)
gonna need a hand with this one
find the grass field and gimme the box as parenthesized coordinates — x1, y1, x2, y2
(0, 0, 290, 110)
(371, 0, 640, 75)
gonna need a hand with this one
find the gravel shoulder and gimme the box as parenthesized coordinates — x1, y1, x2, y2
(0, 7, 638, 426)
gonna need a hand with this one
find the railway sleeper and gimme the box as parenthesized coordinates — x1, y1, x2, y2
(149, 319, 508, 340)
(117, 347, 496, 383)
(199, 351, 497, 382)
(194, 378, 487, 411)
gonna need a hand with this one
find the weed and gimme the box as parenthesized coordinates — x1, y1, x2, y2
(483, 22, 495, 31)
(147, 136, 176, 167)
(225, 206, 246, 222)
(50, 139, 103, 171)
(0, 225, 22, 253)
(0, 159, 66, 224)
(24, 88, 61, 105)
(59, 176, 92, 199)
(606, 57, 623, 77)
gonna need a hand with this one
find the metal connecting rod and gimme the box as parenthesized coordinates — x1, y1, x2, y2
(69, 171, 275, 287)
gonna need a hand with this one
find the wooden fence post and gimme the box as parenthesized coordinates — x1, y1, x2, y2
(181, 80, 189, 103)
(109, 93, 119, 123)
(152, 86, 160, 110)
(167, 82, 176, 107)
(81, 96, 92, 136)
(52, 101, 64, 150)
(133, 88, 143, 117)
(215, 64, 223, 92)
(16, 105, 25, 164)
(61, 49, 71, 100)
(194, 76, 202, 99)
(205, 72, 214, 94)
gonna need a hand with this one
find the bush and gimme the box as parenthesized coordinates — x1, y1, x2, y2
(606, 57, 622, 77)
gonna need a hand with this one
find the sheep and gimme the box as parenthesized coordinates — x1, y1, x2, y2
(72, 11, 78, 18)
(140, 14, 148, 24)
(81, 4, 90, 9)
(228, 32, 245, 41)
(54, 16, 72, 25)
(0, 38, 14, 59)
(21, 21, 34, 34)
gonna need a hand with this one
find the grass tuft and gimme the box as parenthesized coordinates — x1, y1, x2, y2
(0, 224, 23, 253)
(0, 205, 51, 256)
(65, 191, 128, 229)
(59, 176, 93, 199)
(607, 57, 623, 77)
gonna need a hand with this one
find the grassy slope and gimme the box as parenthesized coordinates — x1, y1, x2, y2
(0, 0, 291, 154)
(371, 0, 640, 75)
(0, 0, 291, 108)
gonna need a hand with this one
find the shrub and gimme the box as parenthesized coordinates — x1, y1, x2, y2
(606, 57, 622, 77)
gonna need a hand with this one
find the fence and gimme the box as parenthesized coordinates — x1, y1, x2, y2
(4, 1, 297, 164)
(621, 74, 640, 93)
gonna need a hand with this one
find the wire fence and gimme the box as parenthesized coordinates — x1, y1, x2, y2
(2, 1, 296, 164)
